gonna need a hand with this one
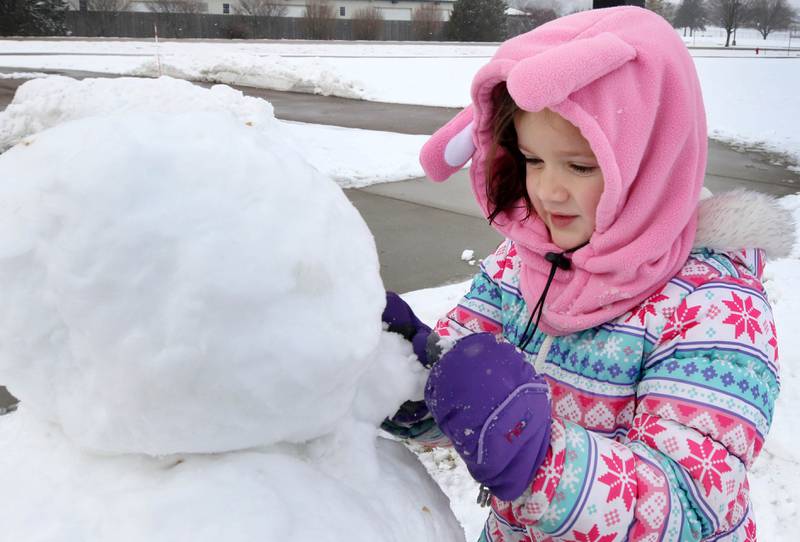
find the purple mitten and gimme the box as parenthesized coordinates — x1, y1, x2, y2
(424, 333, 551, 501)
(382, 291, 436, 367)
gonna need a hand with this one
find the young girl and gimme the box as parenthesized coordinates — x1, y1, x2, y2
(381, 6, 794, 542)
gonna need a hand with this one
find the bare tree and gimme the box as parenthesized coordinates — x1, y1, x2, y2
(746, 0, 796, 39)
(709, 0, 748, 46)
(234, 0, 287, 17)
(302, 0, 335, 39)
(234, 0, 287, 38)
(673, 0, 708, 35)
(411, 4, 442, 40)
(510, 0, 561, 14)
(86, 0, 133, 36)
(646, 0, 675, 20)
(352, 6, 383, 40)
(506, 1, 558, 37)
(87, 0, 132, 10)
(147, 0, 205, 38)
(148, 0, 206, 14)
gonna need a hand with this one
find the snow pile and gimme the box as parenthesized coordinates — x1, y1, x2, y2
(130, 53, 367, 99)
(0, 75, 428, 187)
(0, 85, 462, 540)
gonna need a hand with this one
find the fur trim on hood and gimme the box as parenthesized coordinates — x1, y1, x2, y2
(695, 189, 796, 260)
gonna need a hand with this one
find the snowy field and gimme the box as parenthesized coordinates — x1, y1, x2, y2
(0, 27, 799, 540)
(1, 31, 800, 165)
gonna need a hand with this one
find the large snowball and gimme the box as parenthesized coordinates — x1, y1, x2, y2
(0, 110, 386, 455)
(0, 408, 466, 542)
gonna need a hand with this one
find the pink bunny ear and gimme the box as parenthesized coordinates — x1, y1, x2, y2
(507, 32, 637, 112)
(420, 105, 475, 182)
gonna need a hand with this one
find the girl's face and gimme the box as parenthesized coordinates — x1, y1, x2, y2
(513, 108, 604, 251)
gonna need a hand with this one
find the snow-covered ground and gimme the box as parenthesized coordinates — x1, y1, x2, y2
(1, 33, 799, 165)
(1, 29, 799, 540)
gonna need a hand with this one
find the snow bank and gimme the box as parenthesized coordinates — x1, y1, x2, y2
(130, 53, 367, 99)
(0, 75, 428, 187)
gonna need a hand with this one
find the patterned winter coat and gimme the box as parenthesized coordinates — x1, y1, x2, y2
(387, 203, 788, 542)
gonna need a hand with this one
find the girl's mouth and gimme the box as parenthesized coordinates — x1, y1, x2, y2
(549, 213, 577, 228)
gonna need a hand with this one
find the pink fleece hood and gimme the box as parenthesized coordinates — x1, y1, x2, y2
(420, 6, 707, 336)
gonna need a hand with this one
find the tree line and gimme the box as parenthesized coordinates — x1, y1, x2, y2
(1, 0, 797, 44)
(648, 0, 797, 45)
(490, 0, 797, 44)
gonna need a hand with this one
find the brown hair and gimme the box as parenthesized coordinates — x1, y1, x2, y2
(484, 83, 531, 225)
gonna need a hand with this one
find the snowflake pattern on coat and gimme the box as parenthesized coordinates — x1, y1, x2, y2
(391, 240, 779, 542)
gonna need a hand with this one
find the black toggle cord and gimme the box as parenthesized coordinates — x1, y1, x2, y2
(516, 242, 587, 352)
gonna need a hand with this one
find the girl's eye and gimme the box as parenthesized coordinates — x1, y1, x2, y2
(525, 156, 597, 175)
(570, 164, 597, 175)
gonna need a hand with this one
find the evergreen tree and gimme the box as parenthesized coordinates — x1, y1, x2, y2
(0, 0, 70, 36)
(447, 0, 508, 42)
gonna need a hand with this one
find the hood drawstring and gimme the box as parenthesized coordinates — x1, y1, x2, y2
(517, 250, 574, 352)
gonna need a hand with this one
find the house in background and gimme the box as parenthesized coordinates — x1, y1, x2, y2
(65, 0, 456, 21)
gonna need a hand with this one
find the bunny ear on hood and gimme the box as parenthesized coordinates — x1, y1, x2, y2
(420, 105, 475, 182)
(419, 6, 710, 335)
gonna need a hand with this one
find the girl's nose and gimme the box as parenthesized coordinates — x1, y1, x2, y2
(533, 168, 569, 203)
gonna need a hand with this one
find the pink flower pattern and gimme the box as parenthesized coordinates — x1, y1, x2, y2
(722, 292, 762, 343)
(627, 413, 667, 449)
(567, 525, 617, 542)
(625, 291, 669, 325)
(659, 301, 701, 344)
(532, 447, 566, 501)
(744, 518, 757, 542)
(678, 436, 733, 496)
(597, 451, 637, 511)
(767, 320, 779, 362)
